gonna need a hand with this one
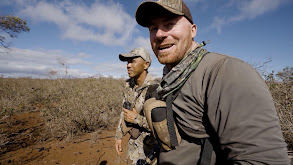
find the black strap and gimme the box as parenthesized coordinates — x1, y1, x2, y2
(180, 128, 213, 165)
(198, 138, 213, 165)
(166, 94, 178, 148)
(163, 50, 213, 163)
(167, 92, 213, 164)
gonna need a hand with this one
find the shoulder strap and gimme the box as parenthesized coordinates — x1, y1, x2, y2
(165, 51, 214, 164)
(166, 94, 179, 148)
(198, 138, 213, 165)
(166, 89, 213, 165)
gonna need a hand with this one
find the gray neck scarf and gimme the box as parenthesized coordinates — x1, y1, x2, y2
(158, 46, 207, 99)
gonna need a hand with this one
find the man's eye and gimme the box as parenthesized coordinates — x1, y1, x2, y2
(149, 26, 157, 32)
(168, 22, 175, 26)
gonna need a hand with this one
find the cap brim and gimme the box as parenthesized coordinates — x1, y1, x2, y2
(119, 53, 140, 61)
(136, 1, 184, 27)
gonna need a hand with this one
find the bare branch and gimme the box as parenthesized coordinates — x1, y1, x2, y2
(0, 15, 30, 54)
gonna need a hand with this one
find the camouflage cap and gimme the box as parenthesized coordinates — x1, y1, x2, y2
(135, 0, 193, 27)
(119, 48, 152, 64)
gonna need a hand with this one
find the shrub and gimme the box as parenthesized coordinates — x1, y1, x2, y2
(0, 77, 125, 138)
(0, 67, 292, 148)
(265, 67, 293, 150)
(41, 77, 125, 138)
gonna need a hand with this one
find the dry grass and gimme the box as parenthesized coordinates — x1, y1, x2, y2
(266, 68, 293, 149)
(0, 67, 292, 150)
(0, 77, 124, 139)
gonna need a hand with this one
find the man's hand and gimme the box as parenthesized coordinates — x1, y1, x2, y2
(115, 139, 123, 155)
(123, 107, 138, 123)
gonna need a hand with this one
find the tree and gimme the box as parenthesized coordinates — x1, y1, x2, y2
(0, 15, 30, 53)
(276, 66, 293, 83)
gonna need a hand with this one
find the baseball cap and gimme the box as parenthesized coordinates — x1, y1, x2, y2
(119, 48, 152, 64)
(135, 0, 193, 27)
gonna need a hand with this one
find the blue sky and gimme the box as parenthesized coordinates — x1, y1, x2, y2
(0, 0, 292, 78)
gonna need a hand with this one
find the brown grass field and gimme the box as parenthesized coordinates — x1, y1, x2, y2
(0, 67, 292, 164)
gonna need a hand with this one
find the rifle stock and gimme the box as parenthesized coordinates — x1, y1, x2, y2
(136, 143, 160, 165)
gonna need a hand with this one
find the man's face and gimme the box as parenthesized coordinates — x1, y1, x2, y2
(126, 57, 148, 78)
(149, 15, 196, 68)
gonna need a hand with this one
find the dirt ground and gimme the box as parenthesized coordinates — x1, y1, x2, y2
(0, 111, 129, 165)
(1, 111, 292, 165)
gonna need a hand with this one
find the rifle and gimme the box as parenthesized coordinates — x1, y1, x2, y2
(136, 143, 160, 165)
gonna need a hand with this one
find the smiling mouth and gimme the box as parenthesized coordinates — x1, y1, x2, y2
(159, 44, 174, 50)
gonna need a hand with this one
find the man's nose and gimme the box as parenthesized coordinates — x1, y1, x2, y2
(127, 62, 131, 68)
(156, 28, 167, 39)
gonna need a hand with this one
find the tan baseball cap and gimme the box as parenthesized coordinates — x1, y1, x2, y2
(119, 48, 152, 64)
(135, 0, 193, 27)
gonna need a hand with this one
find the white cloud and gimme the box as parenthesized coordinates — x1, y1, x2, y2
(209, 0, 288, 33)
(133, 36, 151, 50)
(94, 60, 163, 78)
(94, 62, 127, 77)
(132, 36, 154, 59)
(17, 0, 136, 46)
(149, 65, 164, 78)
(231, 0, 282, 21)
(209, 16, 226, 34)
(0, 48, 94, 78)
(0, 46, 161, 78)
(77, 52, 90, 58)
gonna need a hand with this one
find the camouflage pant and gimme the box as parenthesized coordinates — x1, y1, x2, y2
(126, 133, 157, 165)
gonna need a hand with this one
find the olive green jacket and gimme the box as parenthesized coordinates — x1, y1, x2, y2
(158, 52, 290, 164)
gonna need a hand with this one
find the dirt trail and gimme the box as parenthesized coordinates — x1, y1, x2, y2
(0, 111, 128, 165)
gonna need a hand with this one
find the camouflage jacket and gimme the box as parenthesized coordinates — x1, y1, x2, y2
(115, 74, 158, 140)
(115, 74, 159, 164)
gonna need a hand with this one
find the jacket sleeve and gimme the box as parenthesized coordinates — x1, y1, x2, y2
(115, 112, 124, 140)
(115, 90, 127, 140)
(134, 84, 160, 131)
(206, 57, 290, 164)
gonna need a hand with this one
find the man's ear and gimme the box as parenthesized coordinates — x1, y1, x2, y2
(144, 61, 150, 70)
(191, 24, 197, 39)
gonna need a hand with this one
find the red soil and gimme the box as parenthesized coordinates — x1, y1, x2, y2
(0, 111, 129, 165)
(1, 111, 292, 165)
